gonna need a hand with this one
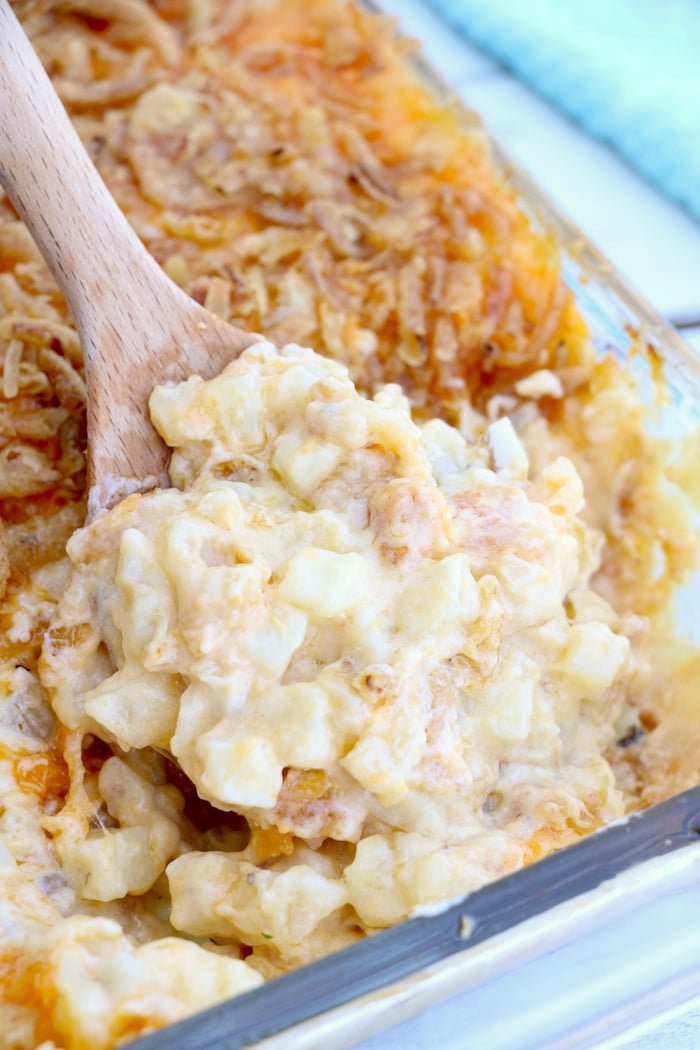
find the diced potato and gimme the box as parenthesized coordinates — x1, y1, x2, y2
(84, 668, 180, 750)
(196, 731, 282, 808)
(257, 683, 336, 768)
(272, 425, 343, 496)
(487, 417, 529, 479)
(279, 547, 367, 618)
(553, 622, 629, 698)
(396, 553, 479, 637)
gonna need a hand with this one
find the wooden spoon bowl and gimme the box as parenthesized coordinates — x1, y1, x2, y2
(0, 1, 257, 517)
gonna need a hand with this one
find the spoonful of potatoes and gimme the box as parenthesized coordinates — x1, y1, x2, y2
(0, 1, 257, 518)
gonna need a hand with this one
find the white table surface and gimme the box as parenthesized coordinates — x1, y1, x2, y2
(352, 3, 700, 1048)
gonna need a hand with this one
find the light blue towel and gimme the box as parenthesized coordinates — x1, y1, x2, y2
(425, 0, 700, 224)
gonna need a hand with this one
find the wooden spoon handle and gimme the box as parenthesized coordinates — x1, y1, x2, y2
(0, 2, 254, 515)
(0, 0, 168, 336)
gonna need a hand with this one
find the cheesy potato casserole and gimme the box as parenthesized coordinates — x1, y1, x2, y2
(0, 1, 698, 1048)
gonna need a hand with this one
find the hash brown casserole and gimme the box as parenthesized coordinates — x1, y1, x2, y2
(0, 2, 699, 1048)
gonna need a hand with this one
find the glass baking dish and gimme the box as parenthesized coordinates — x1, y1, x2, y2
(82, 1, 700, 1046)
(124, 788, 700, 1050)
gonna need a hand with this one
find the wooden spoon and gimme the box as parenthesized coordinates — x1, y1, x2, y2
(0, 2, 256, 518)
